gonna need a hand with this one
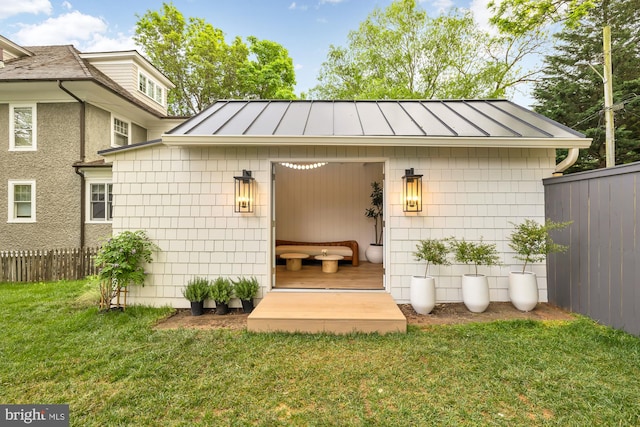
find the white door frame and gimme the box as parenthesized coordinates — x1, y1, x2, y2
(267, 158, 389, 293)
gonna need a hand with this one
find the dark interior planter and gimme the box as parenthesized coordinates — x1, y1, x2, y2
(190, 301, 204, 316)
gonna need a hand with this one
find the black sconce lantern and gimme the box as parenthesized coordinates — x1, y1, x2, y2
(234, 170, 255, 213)
(402, 168, 423, 212)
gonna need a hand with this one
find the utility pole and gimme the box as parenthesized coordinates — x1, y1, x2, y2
(603, 26, 615, 167)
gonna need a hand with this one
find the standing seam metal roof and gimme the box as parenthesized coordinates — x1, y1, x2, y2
(167, 99, 585, 139)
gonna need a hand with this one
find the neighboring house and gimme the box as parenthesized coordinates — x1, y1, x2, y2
(0, 35, 184, 250)
(100, 99, 591, 307)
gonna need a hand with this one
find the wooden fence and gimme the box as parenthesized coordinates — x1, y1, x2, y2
(0, 247, 100, 283)
(544, 162, 640, 336)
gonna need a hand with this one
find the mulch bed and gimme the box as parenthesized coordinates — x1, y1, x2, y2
(154, 302, 576, 331)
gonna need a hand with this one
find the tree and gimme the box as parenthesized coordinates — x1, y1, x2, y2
(239, 37, 296, 100)
(134, 3, 296, 115)
(489, 0, 600, 36)
(310, 0, 544, 100)
(533, 0, 640, 172)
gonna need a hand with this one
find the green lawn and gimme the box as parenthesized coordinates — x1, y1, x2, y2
(1, 280, 640, 426)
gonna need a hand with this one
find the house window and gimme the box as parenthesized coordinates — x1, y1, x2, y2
(139, 73, 148, 94)
(8, 180, 36, 222)
(155, 86, 163, 105)
(138, 71, 164, 105)
(113, 117, 129, 147)
(9, 104, 37, 150)
(90, 183, 113, 222)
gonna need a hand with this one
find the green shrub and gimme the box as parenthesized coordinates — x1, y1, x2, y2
(232, 276, 260, 300)
(94, 230, 159, 311)
(182, 277, 210, 302)
(508, 219, 572, 273)
(413, 239, 450, 278)
(449, 237, 501, 276)
(94, 230, 158, 288)
(210, 277, 233, 303)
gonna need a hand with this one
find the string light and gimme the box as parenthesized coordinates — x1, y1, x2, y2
(280, 162, 327, 170)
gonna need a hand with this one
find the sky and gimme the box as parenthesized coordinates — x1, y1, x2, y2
(0, 0, 533, 104)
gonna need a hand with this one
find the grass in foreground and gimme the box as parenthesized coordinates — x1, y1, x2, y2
(1, 280, 639, 426)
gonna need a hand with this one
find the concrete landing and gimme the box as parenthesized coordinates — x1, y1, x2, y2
(247, 292, 406, 334)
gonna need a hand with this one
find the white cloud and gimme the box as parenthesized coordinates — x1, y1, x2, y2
(11, 10, 135, 52)
(0, 0, 52, 19)
(469, 0, 496, 33)
(295, 63, 303, 70)
(319, 0, 345, 4)
(289, 2, 308, 10)
(62, 1, 72, 10)
(421, 0, 499, 33)
(83, 33, 136, 52)
(429, 0, 454, 12)
(13, 11, 108, 45)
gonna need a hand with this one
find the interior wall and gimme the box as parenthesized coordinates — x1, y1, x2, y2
(275, 162, 383, 260)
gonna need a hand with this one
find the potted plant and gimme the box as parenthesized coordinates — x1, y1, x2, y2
(182, 276, 210, 316)
(364, 181, 383, 264)
(508, 219, 572, 311)
(410, 239, 450, 315)
(449, 237, 501, 313)
(232, 276, 260, 313)
(210, 277, 233, 315)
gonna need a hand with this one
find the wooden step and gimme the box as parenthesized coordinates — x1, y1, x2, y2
(247, 291, 406, 334)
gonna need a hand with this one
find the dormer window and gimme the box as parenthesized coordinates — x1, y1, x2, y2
(138, 71, 165, 105)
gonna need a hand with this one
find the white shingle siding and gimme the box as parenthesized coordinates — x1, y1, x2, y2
(110, 144, 554, 308)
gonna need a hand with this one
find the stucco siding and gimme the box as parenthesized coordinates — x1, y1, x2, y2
(109, 143, 555, 308)
(85, 104, 149, 154)
(0, 103, 81, 250)
(131, 123, 147, 145)
(0, 104, 8, 153)
(85, 104, 111, 162)
(84, 223, 111, 248)
(0, 104, 8, 241)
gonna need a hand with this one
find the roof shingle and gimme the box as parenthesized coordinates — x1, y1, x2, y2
(0, 45, 167, 118)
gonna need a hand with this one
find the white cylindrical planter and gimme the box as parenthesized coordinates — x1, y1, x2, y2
(508, 271, 539, 312)
(461, 274, 490, 313)
(410, 276, 436, 315)
(365, 244, 383, 264)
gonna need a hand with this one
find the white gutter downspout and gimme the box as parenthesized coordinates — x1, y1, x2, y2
(553, 148, 580, 176)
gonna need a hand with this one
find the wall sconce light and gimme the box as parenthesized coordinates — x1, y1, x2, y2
(402, 168, 423, 212)
(234, 170, 255, 213)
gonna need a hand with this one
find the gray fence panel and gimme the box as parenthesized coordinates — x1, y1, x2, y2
(577, 180, 590, 314)
(544, 162, 640, 336)
(610, 177, 621, 328)
(594, 177, 608, 325)
(629, 181, 640, 336)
